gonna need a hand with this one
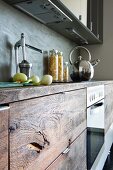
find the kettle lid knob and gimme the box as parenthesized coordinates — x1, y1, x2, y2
(78, 56, 82, 61)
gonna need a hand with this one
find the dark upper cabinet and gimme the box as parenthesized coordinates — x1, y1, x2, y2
(87, 0, 103, 42)
(3, 0, 103, 45)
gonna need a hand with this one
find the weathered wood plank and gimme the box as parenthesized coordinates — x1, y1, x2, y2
(46, 130, 87, 170)
(0, 107, 9, 170)
(0, 81, 106, 104)
(105, 84, 113, 133)
(9, 89, 86, 170)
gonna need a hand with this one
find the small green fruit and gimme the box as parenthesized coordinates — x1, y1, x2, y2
(41, 75, 53, 85)
(32, 82, 41, 86)
(13, 73, 27, 83)
(30, 75, 40, 84)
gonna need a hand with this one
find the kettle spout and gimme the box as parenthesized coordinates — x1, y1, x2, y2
(91, 59, 100, 67)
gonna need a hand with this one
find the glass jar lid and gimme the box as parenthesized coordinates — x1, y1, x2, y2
(57, 51, 63, 56)
(49, 49, 58, 55)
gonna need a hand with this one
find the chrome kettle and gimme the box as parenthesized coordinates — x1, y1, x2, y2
(69, 46, 100, 81)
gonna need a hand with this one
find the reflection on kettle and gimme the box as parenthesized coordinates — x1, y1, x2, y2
(69, 46, 100, 82)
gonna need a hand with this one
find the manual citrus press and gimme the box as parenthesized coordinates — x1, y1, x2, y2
(15, 33, 42, 78)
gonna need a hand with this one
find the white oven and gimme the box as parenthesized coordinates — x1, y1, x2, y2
(87, 85, 104, 170)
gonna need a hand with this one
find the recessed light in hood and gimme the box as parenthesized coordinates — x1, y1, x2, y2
(65, 28, 88, 44)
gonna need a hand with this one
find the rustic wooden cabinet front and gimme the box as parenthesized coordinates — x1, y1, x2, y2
(9, 89, 86, 170)
(105, 84, 113, 133)
(46, 130, 87, 170)
(0, 106, 9, 170)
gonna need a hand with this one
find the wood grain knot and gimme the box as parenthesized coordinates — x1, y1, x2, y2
(9, 123, 20, 133)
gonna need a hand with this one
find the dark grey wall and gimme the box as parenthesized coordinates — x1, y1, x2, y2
(0, 1, 75, 81)
(86, 0, 113, 80)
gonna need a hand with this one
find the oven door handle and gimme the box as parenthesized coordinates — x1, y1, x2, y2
(93, 102, 104, 108)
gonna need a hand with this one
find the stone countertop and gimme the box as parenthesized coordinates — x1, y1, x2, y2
(0, 81, 113, 104)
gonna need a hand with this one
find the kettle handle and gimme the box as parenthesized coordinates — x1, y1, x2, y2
(69, 46, 91, 64)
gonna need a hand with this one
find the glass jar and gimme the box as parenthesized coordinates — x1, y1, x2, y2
(48, 49, 58, 82)
(43, 50, 49, 75)
(63, 62, 69, 82)
(58, 51, 63, 82)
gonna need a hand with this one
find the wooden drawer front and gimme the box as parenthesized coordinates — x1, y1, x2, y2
(46, 130, 87, 170)
(9, 89, 86, 170)
(105, 84, 113, 133)
(0, 107, 9, 170)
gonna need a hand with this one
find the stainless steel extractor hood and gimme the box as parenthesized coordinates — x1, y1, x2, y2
(3, 0, 102, 45)
(3, 0, 72, 24)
